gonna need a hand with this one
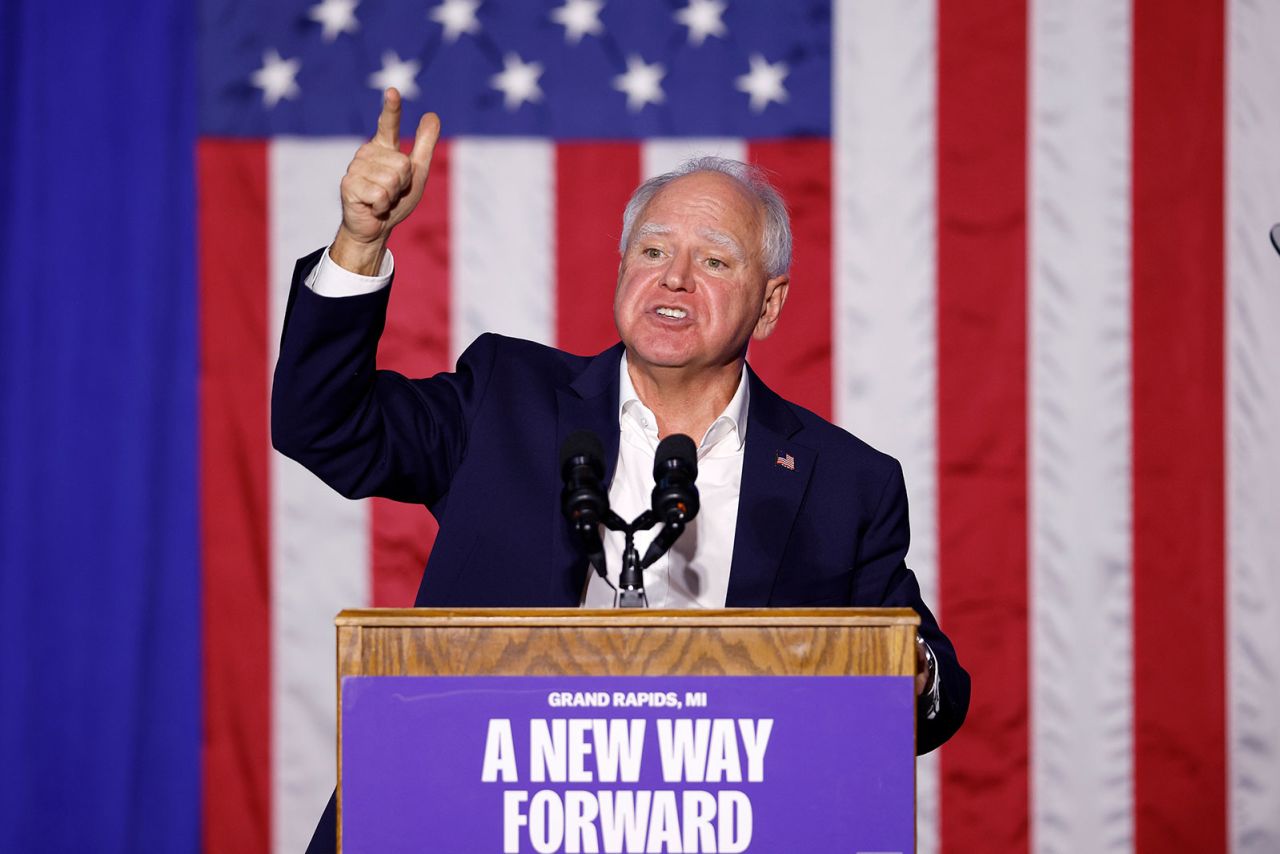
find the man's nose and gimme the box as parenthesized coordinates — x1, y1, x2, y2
(661, 253, 693, 290)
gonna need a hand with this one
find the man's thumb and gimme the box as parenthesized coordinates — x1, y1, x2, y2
(410, 112, 441, 172)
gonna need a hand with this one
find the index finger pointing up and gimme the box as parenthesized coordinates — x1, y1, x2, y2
(374, 87, 402, 148)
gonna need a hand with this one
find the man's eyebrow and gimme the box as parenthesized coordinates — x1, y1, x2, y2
(635, 222, 672, 240)
(698, 228, 747, 263)
(633, 222, 747, 263)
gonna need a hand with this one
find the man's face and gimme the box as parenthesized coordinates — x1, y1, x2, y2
(614, 171, 789, 376)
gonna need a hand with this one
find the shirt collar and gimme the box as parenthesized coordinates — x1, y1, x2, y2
(617, 352, 750, 454)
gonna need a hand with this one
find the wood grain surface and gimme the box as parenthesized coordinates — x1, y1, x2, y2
(337, 608, 919, 679)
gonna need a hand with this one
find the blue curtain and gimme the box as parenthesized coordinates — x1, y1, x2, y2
(0, 1, 199, 851)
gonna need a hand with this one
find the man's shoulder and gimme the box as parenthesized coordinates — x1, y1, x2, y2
(457, 333, 621, 387)
(755, 377, 901, 478)
(798, 404, 897, 466)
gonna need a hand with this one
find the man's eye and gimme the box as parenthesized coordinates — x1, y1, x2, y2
(707, 258, 724, 269)
(643, 247, 662, 258)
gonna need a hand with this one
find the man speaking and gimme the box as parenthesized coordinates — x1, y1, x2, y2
(272, 89, 969, 850)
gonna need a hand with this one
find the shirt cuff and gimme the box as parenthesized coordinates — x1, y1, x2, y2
(304, 245, 395, 297)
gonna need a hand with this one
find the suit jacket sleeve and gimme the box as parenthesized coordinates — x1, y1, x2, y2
(270, 248, 494, 508)
(852, 458, 970, 754)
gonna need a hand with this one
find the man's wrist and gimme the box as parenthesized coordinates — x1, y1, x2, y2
(330, 228, 389, 277)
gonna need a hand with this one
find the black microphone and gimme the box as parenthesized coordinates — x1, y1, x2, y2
(1271, 224, 1280, 256)
(641, 434, 700, 568)
(559, 430, 609, 577)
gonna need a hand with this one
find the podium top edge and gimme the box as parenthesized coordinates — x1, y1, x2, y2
(335, 607, 921, 628)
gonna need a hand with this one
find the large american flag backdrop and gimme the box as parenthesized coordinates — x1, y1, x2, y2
(209, 0, 1279, 851)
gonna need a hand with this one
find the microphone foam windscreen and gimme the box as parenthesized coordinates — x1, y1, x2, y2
(654, 433, 698, 479)
(560, 429, 605, 470)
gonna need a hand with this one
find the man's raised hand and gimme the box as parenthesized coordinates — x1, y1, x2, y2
(332, 88, 441, 276)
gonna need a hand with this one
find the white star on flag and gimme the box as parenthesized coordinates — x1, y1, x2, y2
(491, 53, 544, 110)
(549, 0, 605, 45)
(307, 0, 359, 42)
(429, 0, 482, 43)
(613, 54, 665, 112)
(250, 49, 301, 108)
(735, 53, 788, 113)
(368, 51, 422, 100)
(673, 0, 727, 46)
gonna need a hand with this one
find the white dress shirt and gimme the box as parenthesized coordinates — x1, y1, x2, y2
(582, 355, 749, 609)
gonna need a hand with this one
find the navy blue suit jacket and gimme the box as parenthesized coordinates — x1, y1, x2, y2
(273, 249, 969, 850)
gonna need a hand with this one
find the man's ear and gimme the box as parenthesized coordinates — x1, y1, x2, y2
(752, 274, 790, 341)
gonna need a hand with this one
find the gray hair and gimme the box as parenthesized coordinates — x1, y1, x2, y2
(618, 156, 793, 278)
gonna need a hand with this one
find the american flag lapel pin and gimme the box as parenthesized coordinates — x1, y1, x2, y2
(775, 450, 796, 471)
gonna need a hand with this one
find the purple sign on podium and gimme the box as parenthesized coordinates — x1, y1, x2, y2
(341, 675, 913, 853)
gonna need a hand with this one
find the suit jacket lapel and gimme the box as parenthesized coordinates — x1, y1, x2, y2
(552, 342, 624, 596)
(726, 366, 815, 607)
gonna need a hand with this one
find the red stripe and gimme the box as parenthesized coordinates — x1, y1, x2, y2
(371, 141, 454, 607)
(555, 143, 641, 355)
(935, 3, 1029, 852)
(1131, 1, 1227, 848)
(198, 139, 271, 851)
(746, 140, 833, 420)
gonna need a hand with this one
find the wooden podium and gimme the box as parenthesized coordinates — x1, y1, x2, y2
(336, 608, 920, 852)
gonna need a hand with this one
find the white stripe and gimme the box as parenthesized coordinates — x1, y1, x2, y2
(642, 138, 747, 180)
(450, 138, 555, 356)
(1227, 2, 1280, 850)
(831, 3, 939, 851)
(1028, 2, 1134, 852)
(268, 138, 372, 854)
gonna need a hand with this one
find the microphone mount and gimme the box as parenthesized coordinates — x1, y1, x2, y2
(601, 508, 659, 608)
